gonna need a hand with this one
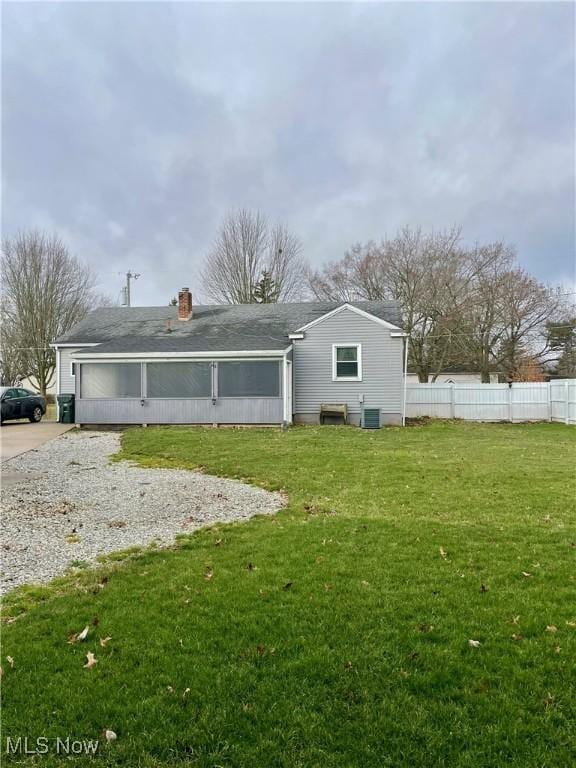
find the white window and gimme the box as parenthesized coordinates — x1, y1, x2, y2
(70, 362, 77, 377)
(332, 344, 362, 381)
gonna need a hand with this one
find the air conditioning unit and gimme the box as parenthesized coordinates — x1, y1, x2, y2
(362, 408, 381, 429)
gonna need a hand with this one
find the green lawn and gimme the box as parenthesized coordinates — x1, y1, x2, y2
(2, 422, 575, 767)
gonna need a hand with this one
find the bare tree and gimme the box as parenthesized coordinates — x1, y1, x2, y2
(453, 245, 563, 381)
(267, 223, 307, 301)
(0, 299, 25, 386)
(1, 231, 99, 395)
(202, 210, 307, 303)
(308, 251, 362, 302)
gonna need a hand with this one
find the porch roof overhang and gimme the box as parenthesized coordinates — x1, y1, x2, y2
(73, 348, 292, 361)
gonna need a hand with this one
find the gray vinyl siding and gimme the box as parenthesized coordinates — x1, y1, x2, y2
(293, 308, 403, 423)
(59, 348, 82, 394)
(75, 398, 283, 424)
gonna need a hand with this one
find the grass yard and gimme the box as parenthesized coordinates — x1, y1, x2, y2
(2, 421, 575, 767)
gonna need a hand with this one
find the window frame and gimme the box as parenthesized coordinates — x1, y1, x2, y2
(332, 343, 362, 382)
(70, 362, 76, 377)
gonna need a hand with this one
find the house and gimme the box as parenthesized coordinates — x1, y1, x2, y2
(52, 289, 407, 427)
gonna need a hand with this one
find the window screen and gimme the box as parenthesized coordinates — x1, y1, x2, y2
(335, 346, 359, 378)
(147, 362, 211, 398)
(218, 361, 280, 397)
(81, 363, 142, 398)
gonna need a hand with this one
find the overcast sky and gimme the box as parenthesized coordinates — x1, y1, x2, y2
(2, 1, 575, 305)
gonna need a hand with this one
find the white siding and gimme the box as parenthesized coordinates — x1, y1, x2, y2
(293, 308, 404, 424)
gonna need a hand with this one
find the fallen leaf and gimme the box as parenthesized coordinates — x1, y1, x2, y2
(512, 615, 521, 625)
(166, 686, 174, 693)
(68, 625, 90, 644)
(344, 660, 353, 670)
(99, 636, 112, 648)
(566, 620, 576, 628)
(480, 584, 488, 593)
(204, 567, 213, 581)
(182, 688, 191, 698)
(545, 625, 558, 633)
(104, 730, 117, 743)
(417, 623, 434, 633)
(215, 538, 223, 546)
(554, 645, 561, 654)
(282, 581, 293, 591)
(255, 645, 266, 656)
(361, 580, 370, 587)
(511, 634, 523, 642)
(468, 639, 481, 648)
(83, 651, 98, 669)
(399, 669, 409, 678)
(439, 547, 448, 559)
(247, 562, 256, 571)
(323, 583, 333, 592)
(6, 656, 14, 667)
(521, 572, 532, 578)
(544, 692, 556, 709)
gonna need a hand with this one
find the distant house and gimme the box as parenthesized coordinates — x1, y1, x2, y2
(18, 375, 57, 397)
(52, 289, 407, 427)
(406, 369, 499, 385)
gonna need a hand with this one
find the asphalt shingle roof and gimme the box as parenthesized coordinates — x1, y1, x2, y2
(55, 301, 402, 354)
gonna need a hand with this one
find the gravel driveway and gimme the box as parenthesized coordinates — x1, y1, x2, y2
(1, 431, 284, 593)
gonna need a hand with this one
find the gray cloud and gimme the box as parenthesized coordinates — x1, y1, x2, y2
(2, 1, 574, 305)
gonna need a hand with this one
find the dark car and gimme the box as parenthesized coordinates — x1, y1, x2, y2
(0, 387, 46, 424)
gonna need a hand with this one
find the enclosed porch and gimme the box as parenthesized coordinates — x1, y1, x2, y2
(72, 353, 293, 425)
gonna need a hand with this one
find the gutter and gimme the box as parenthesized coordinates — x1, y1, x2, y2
(73, 349, 290, 360)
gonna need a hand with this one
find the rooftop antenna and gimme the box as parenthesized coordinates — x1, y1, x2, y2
(120, 270, 140, 306)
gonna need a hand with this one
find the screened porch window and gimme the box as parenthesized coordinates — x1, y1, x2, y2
(218, 361, 281, 397)
(81, 363, 142, 398)
(332, 344, 362, 381)
(147, 362, 211, 398)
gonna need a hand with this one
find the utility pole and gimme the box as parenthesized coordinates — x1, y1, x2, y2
(121, 270, 140, 306)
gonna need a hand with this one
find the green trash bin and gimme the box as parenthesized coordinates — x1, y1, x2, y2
(57, 394, 75, 424)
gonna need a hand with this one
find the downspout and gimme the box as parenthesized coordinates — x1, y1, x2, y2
(55, 346, 60, 422)
(402, 336, 409, 427)
(282, 346, 293, 428)
(282, 352, 288, 427)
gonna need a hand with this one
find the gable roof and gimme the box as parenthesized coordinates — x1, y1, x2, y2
(54, 301, 403, 354)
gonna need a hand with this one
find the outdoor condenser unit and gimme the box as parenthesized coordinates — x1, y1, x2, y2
(361, 407, 381, 429)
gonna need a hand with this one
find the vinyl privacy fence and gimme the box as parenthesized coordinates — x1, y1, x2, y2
(405, 380, 576, 424)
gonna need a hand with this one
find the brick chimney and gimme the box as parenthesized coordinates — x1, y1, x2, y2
(178, 287, 193, 321)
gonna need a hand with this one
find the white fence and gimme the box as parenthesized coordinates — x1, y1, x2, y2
(406, 380, 576, 424)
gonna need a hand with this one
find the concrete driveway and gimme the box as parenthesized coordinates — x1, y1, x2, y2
(1, 421, 73, 462)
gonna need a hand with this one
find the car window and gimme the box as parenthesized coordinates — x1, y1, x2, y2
(3, 389, 17, 399)
(17, 389, 31, 397)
